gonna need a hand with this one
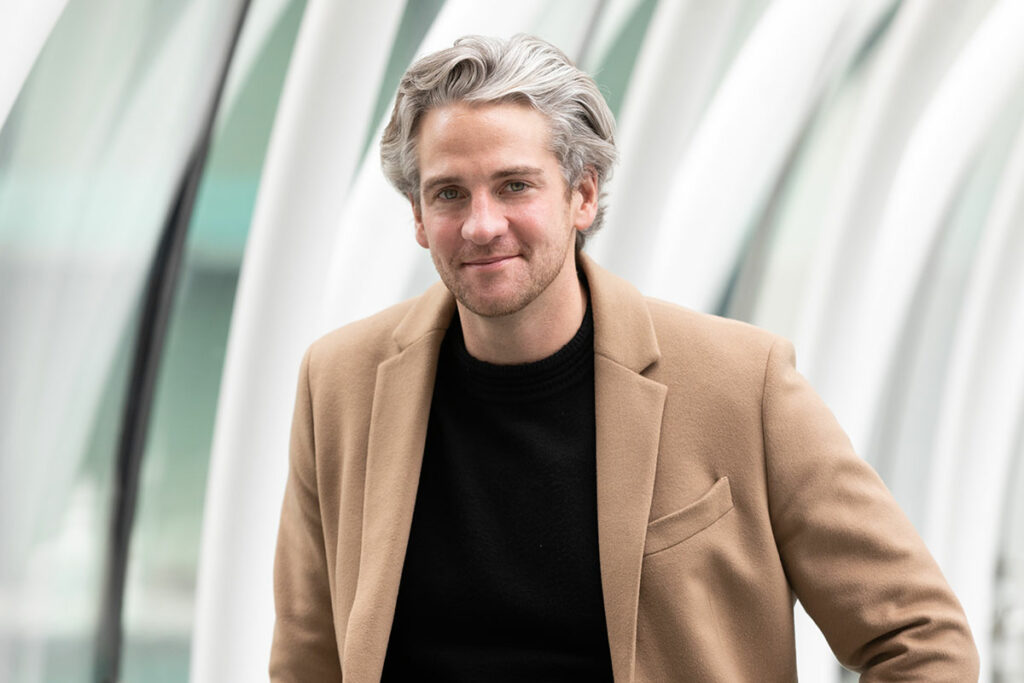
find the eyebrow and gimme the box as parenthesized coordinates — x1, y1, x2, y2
(492, 166, 544, 180)
(421, 166, 545, 194)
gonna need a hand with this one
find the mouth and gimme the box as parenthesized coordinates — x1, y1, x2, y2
(462, 255, 517, 269)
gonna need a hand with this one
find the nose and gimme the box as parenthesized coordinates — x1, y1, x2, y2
(461, 193, 508, 245)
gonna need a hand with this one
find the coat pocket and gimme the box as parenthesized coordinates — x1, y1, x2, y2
(644, 476, 733, 556)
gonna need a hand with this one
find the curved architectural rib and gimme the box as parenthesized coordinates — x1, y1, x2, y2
(215, 0, 296, 135)
(582, 0, 644, 71)
(792, 0, 995, 388)
(0, 0, 68, 133)
(819, 0, 1024, 454)
(922, 113, 1024, 680)
(643, 0, 894, 312)
(191, 2, 405, 681)
(588, 0, 761, 281)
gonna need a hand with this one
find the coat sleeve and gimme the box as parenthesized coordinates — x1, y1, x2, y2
(761, 337, 978, 680)
(269, 348, 343, 681)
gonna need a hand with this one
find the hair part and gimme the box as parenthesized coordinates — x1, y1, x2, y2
(380, 34, 617, 250)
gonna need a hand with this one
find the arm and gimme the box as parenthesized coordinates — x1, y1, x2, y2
(269, 349, 343, 681)
(762, 338, 978, 680)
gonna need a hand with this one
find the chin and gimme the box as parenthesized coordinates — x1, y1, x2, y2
(457, 294, 531, 319)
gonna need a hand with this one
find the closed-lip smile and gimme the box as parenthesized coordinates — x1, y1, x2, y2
(463, 255, 516, 267)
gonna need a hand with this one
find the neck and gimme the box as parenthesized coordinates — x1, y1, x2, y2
(458, 263, 586, 365)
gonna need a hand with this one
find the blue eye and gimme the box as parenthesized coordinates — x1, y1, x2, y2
(438, 188, 460, 200)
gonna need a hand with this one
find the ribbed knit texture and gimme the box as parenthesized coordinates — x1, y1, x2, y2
(382, 298, 613, 682)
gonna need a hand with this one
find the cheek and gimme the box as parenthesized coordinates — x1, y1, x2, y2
(420, 215, 463, 251)
(508, 203, 560, 236)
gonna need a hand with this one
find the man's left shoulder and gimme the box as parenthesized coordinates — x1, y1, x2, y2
(642, 297, 781, 377)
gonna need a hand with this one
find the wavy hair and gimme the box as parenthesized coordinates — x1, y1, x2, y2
(380, 34, 617, 249)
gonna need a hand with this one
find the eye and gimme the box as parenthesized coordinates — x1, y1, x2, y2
(506, 181, 528, 193)
(437, 188, 461, 200)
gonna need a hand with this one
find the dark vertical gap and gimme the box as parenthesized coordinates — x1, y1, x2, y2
(92, 1, 253, 681)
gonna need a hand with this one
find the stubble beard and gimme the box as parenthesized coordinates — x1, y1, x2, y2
(434, 226, 576, 319)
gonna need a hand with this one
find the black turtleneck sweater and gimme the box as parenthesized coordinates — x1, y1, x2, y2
(381, 299, 613, 681)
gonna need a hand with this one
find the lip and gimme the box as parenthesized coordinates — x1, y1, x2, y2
(462, 255, 517, 270)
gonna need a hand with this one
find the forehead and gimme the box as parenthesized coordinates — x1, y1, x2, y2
(415, 102, 556, 175)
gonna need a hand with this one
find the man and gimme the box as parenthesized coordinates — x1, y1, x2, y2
(270, 35, 977, 681)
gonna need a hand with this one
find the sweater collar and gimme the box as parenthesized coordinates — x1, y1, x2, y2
(392, 251, 661, 375)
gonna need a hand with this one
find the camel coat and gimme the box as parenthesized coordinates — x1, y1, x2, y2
(270, 255, 977, 681)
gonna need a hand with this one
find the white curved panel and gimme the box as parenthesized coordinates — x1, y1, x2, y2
(191, 1, 405, 680)
(815, 0, 1024, 454)
(531, 0, 605, 64)
(582, 0, 644, 71)
(1, 0, 245, 674)
(922, 114, 1024, 679)
(215, 0, 295, 134)
(741, 53, 874, 337)
(1, 0, 233, 564)
(588, 0, 758, 280)
(643, 0, 893, 312)
(318, 151, 428, 330)
(0, 0, 68, 133)
(318, 0, 595, 330)
(993, 436, 1024, 679)
(792, 0, 994, 388)
(871, 92, 1024, 528)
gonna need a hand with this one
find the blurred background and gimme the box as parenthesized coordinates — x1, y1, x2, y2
(1, 0, 1022, 681)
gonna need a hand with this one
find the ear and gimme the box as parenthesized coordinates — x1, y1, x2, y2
(572, 167, 599, 232)
(409, 193, 429, 249)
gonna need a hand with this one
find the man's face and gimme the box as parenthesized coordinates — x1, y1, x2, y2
(411, 101, 596, 318)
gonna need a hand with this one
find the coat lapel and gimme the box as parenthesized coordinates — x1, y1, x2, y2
(344, 259, 664, 682)
(583, 255, 667, 683)
(343, 284, 454, 682)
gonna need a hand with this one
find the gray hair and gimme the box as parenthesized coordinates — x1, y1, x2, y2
(380, 34, 617, 249)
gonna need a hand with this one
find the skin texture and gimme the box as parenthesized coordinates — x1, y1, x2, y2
(411, 101, 598, 364)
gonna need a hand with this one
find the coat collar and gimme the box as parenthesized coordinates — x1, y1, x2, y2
(346, 253, 666, 682)
(391, 252, 662, 370)
(580, 252, 661, 374)
(392, 279, 454, 351)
